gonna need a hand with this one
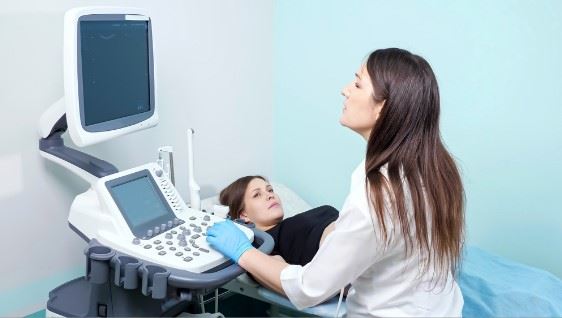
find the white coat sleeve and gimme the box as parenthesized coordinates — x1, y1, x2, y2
(279, 197, 384, 309)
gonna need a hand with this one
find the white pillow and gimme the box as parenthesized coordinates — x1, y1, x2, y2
(200, 182, 311, 219)
(270, 182, 311, 218)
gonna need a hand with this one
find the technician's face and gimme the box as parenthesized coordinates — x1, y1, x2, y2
(240, 178, 284, 230)
(340, 64, 384, 140)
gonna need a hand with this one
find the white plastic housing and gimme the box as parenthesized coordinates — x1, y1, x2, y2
(187, 128, 201, 210)
(68, 162, 254, 273)
(63, 7, 158, 147)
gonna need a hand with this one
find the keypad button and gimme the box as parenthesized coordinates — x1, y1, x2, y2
(132, 238, 141, 245)
(169, 247, 176, 251)
(179, 241, 187, 247)
(158, 251, 166, 256)
(147, 230, 153, 237)
(189, 239, 195, 244)
(144, 244, 152, 249)
(165, 233, 172, 239)
(193, 252, 200, 256)
(154, 226, 160, 235)
(203, 215, 211, 221)
(175, 252, 183, 257)
(183, 229, 191, 236)
(154, 240, 161, 244)
(171, 230, 177, 234)
(190, 223, 197, 227)
(201, 222, 208, 226)
(155, 168, 163, 177)
(168, 221, 173, 228)
(193, 227, 202, 233)
(166, 241, 173, 245)
(183, 256, 193, 262)
(191, 234, 200, 239)
(184, 247, 191, 252)
(156, 246, 164, 250)
(199, 248, 209, 253)
(189, 216, 196, 221)
(192, 243, 200, 249)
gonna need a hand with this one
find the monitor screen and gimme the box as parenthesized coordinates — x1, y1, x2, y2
(108, 172, 174, 234)
(80, 20, 151, 126)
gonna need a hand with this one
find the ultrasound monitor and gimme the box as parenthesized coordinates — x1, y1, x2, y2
(106, 169, 176, 238)
(63, 8, 158, 146)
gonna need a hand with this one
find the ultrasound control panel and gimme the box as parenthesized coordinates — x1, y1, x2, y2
(67, 162, 254, 273)
(126, 210, 224, 271)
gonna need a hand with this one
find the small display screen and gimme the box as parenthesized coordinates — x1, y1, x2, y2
(109, 174, 172, 231)
(80, 20, 151, 126)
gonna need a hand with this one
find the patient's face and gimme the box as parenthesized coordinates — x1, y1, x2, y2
(240, 178, 284, 230)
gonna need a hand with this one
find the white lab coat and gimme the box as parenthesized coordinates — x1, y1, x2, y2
(280, 159, 464, 317)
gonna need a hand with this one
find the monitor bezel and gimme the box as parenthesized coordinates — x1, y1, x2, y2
(77, 14, 156, 132)
(105, 169, 175, 238)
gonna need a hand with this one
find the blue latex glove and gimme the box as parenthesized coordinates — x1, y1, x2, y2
(206, 220, 253, 263)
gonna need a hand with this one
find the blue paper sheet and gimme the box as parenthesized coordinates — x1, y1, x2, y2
(459, 246, 562, 317)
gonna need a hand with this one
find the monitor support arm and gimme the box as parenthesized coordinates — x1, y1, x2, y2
(38, 97, 119, 185)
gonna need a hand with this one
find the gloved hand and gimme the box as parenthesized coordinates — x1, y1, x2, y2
(206, 220, 253, 263)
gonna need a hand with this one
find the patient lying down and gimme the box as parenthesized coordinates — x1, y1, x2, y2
(219, 176, 338, 266)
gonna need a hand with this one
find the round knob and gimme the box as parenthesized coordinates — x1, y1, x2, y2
(155, 168, 163, 177)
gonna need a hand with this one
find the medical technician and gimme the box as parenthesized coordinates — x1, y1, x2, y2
(207, 48, 465, 317)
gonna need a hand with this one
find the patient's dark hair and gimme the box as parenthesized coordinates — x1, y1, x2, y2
(219, 175, 267, 220)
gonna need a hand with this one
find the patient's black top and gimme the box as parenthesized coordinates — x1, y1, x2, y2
(266, 205, 339, 266)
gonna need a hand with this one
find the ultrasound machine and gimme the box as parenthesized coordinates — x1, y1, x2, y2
(38, 7, 272, 317)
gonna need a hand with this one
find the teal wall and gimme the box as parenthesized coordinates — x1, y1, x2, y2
(273, 0, 562, 278)
(0, 266, 83, 316)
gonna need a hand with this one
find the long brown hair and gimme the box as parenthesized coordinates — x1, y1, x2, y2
(219, 176, 267, 220)
(364, 48, 464, 281)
